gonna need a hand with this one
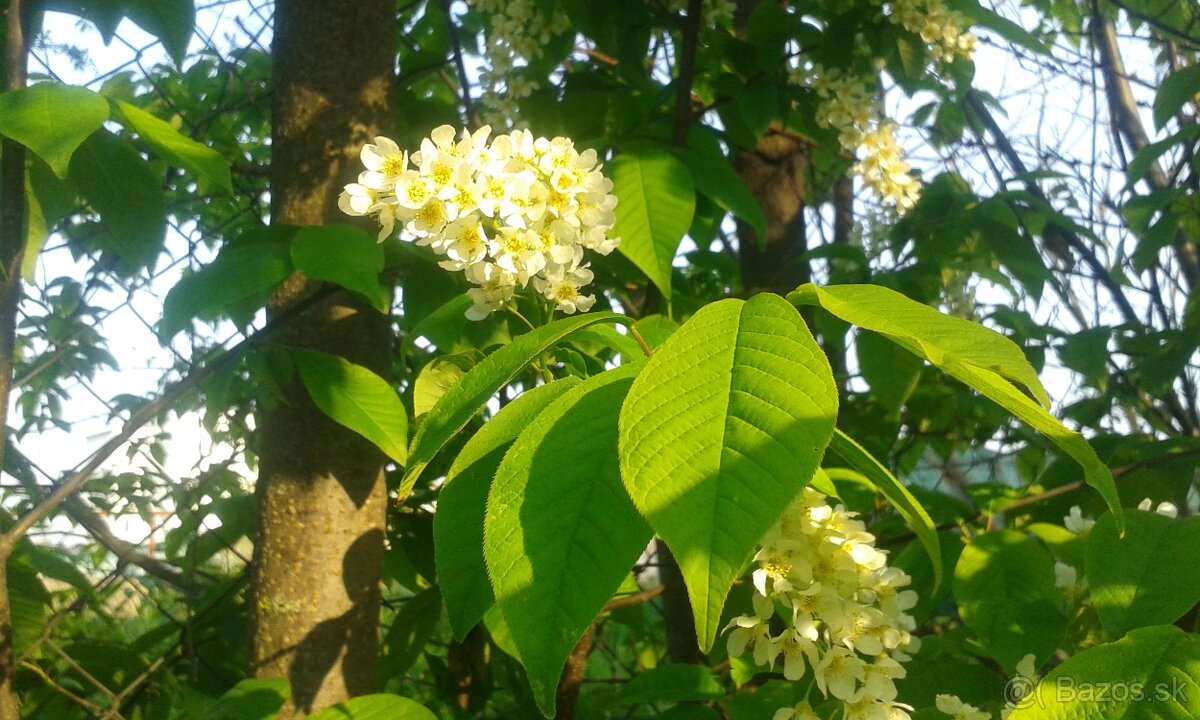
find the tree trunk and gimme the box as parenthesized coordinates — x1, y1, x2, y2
(249, 1, 395, 717)
(735, 125, 811, 295)
(0, 0, 29, 715)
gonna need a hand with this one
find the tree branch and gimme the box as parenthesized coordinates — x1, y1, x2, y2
(1092, 1, 1200, 289)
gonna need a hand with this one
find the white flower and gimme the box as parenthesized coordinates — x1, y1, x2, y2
(816, 646, 867, 700)
(1015, 654, 1038, 681)
(936, 694, 990, 720)
(1053, 561, 1080, 591)
(535, 266, 596, 314)
(1063, 506, 1094, 534)
(774, 701, 820, 720)
(359, 136, 407, 187)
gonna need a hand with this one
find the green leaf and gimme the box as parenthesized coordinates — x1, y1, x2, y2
(160, 238, 293, 339)
(485, 366, 652, 717)
(856, 329, 922, 415)
(943, 360, 1122, 531)
(1127, 125, 1200, 185)
(291, 224, 386, 310)
(610, 146, 696, 300)
(789, 283, 1122, 528)
(680, 127, 767, 242)
(307, 694, 436, 720)
(113, 100, 232, 194)
(952, 530, 1066, 671)
(1086, 510, 1200, 639)
(615, 664, 726, 705)
(23, 158, 76, 280)
(292, 349, 408, 467)
(202, 678, 290, 720)
(402, 311, 625, 499)
(380, 587, 443, 680)
(0, 84, 109, 177)
(789, 283, 1050, 407)
(619, 293, 838, 650)
(435, 378, 581, 639)
(826, 429, 942, 593)
(1153, 65, 1200, 131)
(1008, 625, 1200, 720)
(123, 0, 196, 66)
(952, 0, 1052, 57)
(413, 354, 476, 418)
(6, 560, 48, 655)
(69, 129, 168, 270)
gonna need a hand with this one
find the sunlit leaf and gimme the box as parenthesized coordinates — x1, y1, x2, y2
(610, 146, 695, 300)
(619, 293, 838, 650)
(293, 349, 408, 467)
(114, 100, 232, 193)
(486, 366, 650, 716)
(435, 378, 581, 639)
(0, 83, 108, 177)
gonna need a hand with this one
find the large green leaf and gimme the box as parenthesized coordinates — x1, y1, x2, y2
(944, 360, 1121, 529)
(789, 283, 1121, 527)
(69, 129, 168, 270)
(202, 678, 290, 720)
(788, 283, 1049, 406)
(292, 349, 408, 467)
(953, 530, 1066, 671)
(1008, 625, 1200, 720)
(434, 378, 581, 639)
(0, 83, 108, 177)
(291, 224, 387, 310)
(307, 694, 436, 720)
(114, 100, 232, 194)
(1153, 65, 1200, 132)
(619, 293, 838, 650)
(826, 429, 941, 592)
(485, 366, 652, 717)
(610, 146, 696, 300)
(1086, 510, 1200, 639)
(160, 239, 293, 339)
(402, 312, 625, 499)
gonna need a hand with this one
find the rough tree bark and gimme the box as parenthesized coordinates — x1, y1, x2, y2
(0, 0, 29, 716)
(249, 1, 395, 716)
(735, 126, 812, 294)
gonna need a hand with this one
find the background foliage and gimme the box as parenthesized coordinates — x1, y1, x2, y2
(0, 0, 1197, 718)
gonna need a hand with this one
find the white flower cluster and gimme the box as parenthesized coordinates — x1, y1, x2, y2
(339, 125, 619, 320)
(1137, 497, 1179, 518)
(798, 66, 923, 213)
(468, 0, 570, 128)
(725, 487, 920, 720)
(886, 0, 977, 64)
(789, 4, 975, 214)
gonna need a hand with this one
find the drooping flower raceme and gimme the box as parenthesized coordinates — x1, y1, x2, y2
(340, 125, 620, 320)
(467, 0, 570, 128)
(789, 2, 976, 214)
(725, 487, 921, 720)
